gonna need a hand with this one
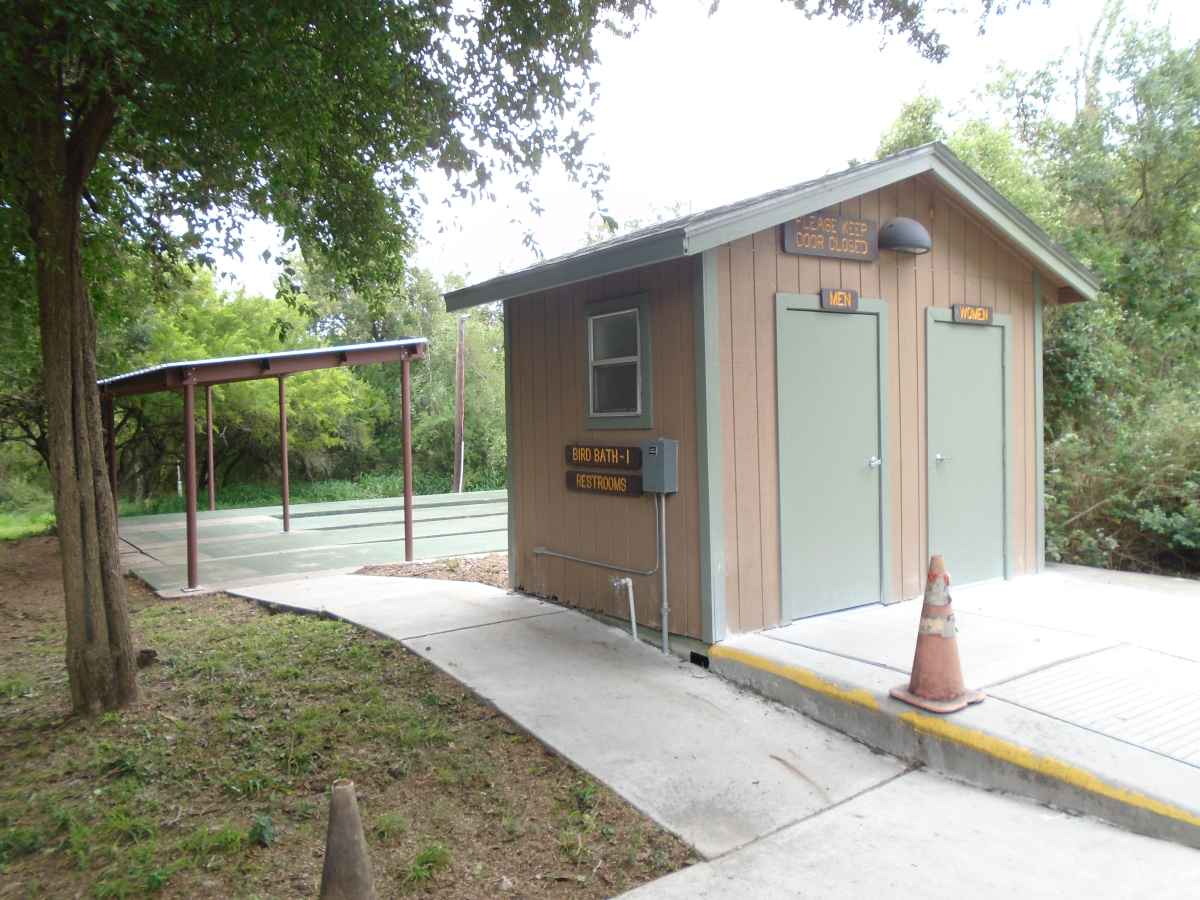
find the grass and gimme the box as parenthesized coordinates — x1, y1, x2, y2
(0, 509, 55, 541)
(0, 545, 693, 897)
(404, 842, 452, 884)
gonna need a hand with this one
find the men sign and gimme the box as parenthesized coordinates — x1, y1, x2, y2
(820, 288, 859, 312)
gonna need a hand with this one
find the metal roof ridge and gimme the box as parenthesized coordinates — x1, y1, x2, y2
(98, 338, 428, 386)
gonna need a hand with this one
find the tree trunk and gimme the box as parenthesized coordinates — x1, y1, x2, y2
(32, 188, 138, 715)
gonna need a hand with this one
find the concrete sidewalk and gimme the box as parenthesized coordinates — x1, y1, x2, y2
(712, 563, 1200, 849)
(228, 572, 1200, 896)
(625, 768, 1198, 899)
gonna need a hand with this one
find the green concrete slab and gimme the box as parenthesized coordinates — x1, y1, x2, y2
(121, 519, 282, 549)
(121, 503, 505, 551)
(118, 489, 506, 527)
(292, 501, 506, 531)
(123, 491, 509, 593)
(141, 516, 507, 566)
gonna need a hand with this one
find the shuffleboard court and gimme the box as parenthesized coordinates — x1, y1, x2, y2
(119, 490, 507, 595)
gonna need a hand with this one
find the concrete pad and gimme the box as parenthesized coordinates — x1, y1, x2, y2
(405, 611, 905, 859)
(622, 770, 1200, 899)
(230, 574, 557, 640)
(954, 567, 1200, 662)
(764, 600, 1117, 686)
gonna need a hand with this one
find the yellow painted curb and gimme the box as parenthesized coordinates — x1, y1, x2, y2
(708, 644, 880, 711)
(711, 643, 1200, 831)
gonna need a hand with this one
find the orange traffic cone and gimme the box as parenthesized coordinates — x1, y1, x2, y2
(889, 555, 984, 714)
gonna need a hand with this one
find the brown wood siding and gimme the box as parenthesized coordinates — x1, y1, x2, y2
(507, 257, 703, 639)
(716, 175, 1041, 629)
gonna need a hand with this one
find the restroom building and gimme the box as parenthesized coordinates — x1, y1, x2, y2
(444, 142, 1099, 645)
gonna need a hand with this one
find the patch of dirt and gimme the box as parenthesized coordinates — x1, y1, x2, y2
(359, 552, 510, 590)
(0, 538, 692, 898)
(0, 535, 67, 623)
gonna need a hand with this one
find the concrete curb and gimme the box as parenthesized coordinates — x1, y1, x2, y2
(709, 643, 1200, 850)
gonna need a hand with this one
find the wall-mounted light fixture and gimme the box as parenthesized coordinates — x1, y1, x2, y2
(878, 217, 932, 255)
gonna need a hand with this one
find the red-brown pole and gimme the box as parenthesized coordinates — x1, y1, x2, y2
(102, 395, 117, 507)
(183, 380, 199, 589)
(278, 376, 291, 533)
(205, 385, 216, 512)
(402, 353, 414, 562)
(452, 315, 466, 493)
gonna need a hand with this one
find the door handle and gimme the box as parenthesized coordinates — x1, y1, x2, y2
(866, 456, 882, 469)
(935, 453, 951, 464)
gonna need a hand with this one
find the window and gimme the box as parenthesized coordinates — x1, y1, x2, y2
(585, 294, 652, 429)
(590, 309, 640, 415)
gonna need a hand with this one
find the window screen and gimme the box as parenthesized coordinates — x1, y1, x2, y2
(588, 309, 641, 416)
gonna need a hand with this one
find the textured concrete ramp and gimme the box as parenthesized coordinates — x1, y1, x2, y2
(992, 644, 1200, 766)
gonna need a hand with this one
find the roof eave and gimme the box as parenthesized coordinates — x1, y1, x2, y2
(925, 145, 1100, 302)
(444, 229, 688, 311)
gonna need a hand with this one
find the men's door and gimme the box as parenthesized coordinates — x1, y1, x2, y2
(777, 296, 885, 620)
(927, 315, 1007, 584)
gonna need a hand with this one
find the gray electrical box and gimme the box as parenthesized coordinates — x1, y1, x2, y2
(639, 438, 679, 494)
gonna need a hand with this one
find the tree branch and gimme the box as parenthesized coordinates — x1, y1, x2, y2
(66, 94, 118, 194)
(1061, 493, 1120, 528)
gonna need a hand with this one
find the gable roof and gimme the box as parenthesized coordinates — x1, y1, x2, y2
(444, 142, 1100, 311)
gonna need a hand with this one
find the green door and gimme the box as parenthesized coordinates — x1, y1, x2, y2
(927, 318, 1007, 584)
(777, 299, 884, 620)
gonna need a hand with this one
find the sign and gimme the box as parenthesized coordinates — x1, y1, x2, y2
(819, 288, 859, 312)
(565, 444, 642, 470)
(782, 215, 878, 261)
(952, 304, 994, 325)
(566, 470, 643, 497)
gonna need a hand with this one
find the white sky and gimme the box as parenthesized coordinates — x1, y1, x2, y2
(216, 0, 1200, 296)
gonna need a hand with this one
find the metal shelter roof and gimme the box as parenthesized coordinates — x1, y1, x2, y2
(98, 339, 427, 398)
(444, 142, 1101, 311)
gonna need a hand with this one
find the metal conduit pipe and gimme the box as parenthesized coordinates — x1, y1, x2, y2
(658, 494, 669, 655)
(611, 576, 639, 642)
(533, 493, 670, 653)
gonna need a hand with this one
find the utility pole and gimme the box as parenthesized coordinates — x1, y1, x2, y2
(452, 314, 467, 493)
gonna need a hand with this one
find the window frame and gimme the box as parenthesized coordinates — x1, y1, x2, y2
(583, 293, 653, 430)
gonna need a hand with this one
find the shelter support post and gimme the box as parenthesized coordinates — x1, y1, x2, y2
(102, 395, 117, 506)
(452, 315, 466, 493)
(278, 376, 290, 533)
(205, 385, 216, 511)
(182, 379, 199, 589)
(402, 354, 414, 562)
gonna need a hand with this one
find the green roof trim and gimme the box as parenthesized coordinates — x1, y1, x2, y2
(444, 143, 1100, 311)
